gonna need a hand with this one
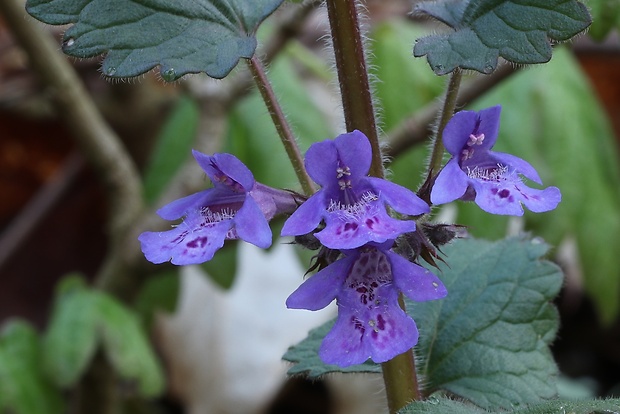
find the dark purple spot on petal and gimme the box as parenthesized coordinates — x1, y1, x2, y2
(498, 189, 510, 199)
(187, 236, 208, 248)
(376, 314, 386, 331)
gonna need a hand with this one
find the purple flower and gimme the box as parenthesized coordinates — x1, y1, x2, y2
(139, 150, 291, 265)
(431, 106, 561, 215)
(281, 131, 429, 249)
(287, 243, 447, 367)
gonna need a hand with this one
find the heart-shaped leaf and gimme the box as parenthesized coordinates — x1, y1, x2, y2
(399, 395, 620, 414)
(413, 0, 591, 75)
(26, 0, 284, 80)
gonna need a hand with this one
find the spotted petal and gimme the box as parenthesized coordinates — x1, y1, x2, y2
(316, 207, 416, 250)
(138, 212, 230, 265)
(319, 286, 418, 366)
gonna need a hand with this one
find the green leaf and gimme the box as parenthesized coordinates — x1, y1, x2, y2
(143, 96, 199, 204)
(97, 292, 165, 397)
(283, 320, 382, 376)
(588, 0, 620, 41)
(285, 237, 562, 411)
(134, 270, 181, 325)
(25, 0, 284, 80)
(43, 275, 165, 397)
(0, 320, 64, 414)
(43, 279, 100, 388)
(413, 0, 592, 75)
(399, 396, 620, 414)
(411, 237, 562, 409)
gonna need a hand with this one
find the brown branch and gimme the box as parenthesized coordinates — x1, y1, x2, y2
(0, 0, 144, 252)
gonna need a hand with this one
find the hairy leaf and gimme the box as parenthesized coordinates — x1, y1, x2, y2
(399, 395, 620, 414)
(413, 0, 591, 75)
(26, 0, 284, 80)
(285, 236, 562, 412)
(411, 237, 562, 409)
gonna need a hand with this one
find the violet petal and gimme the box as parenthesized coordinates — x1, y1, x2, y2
(286, 255, 354, 311)
(388, 251, 448, 301)
(431, 159, 469, 205)
(234, 196, 272, 249)
(280, 191, 326, 236)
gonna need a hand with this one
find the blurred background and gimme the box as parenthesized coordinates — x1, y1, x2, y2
(0, 0, 619, 413)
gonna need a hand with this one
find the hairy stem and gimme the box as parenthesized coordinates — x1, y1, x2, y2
(326, 0, 383, 178)
(427, 71, 463, 178)
(247, 56, 316, 195)
(325, 0, 418, 410)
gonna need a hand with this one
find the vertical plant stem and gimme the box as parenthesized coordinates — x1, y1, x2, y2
(327, 0, 417, 411)
(427, 70, 463, 178)
(325, 0, 383, 178)
(247, 56, 316, 196)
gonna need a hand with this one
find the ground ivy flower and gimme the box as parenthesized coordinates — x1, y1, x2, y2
(139, 150, 297, 265)
(287, 243, 447, 367)
(281, 130, 429, 250)
(431, 106, 561, 215)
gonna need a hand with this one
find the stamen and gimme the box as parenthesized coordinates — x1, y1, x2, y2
(338, 179, 352, 190)
(467, 133, 485, 146)
(461, 148, 474, 161)
(336, 166, 351, 178)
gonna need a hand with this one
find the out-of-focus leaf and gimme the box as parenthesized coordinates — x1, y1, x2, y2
(399, 396, 620, 414)
(370, 21, 445, 133)
(226, 47, 334, 190)
(588, 0, 620, 41)
(413, 0, 591, 75)
(97, 293, 165, 397)
(465, 47, 620, 324)
(200, 240, 238, 289)
(143, 96, 199, 204)
(43, 277, 99, 388)
(26, 0, 284, 80)
(43, 275, 165, 397)
(0, 320, 64, 414)
(134, 270, 181, 325)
